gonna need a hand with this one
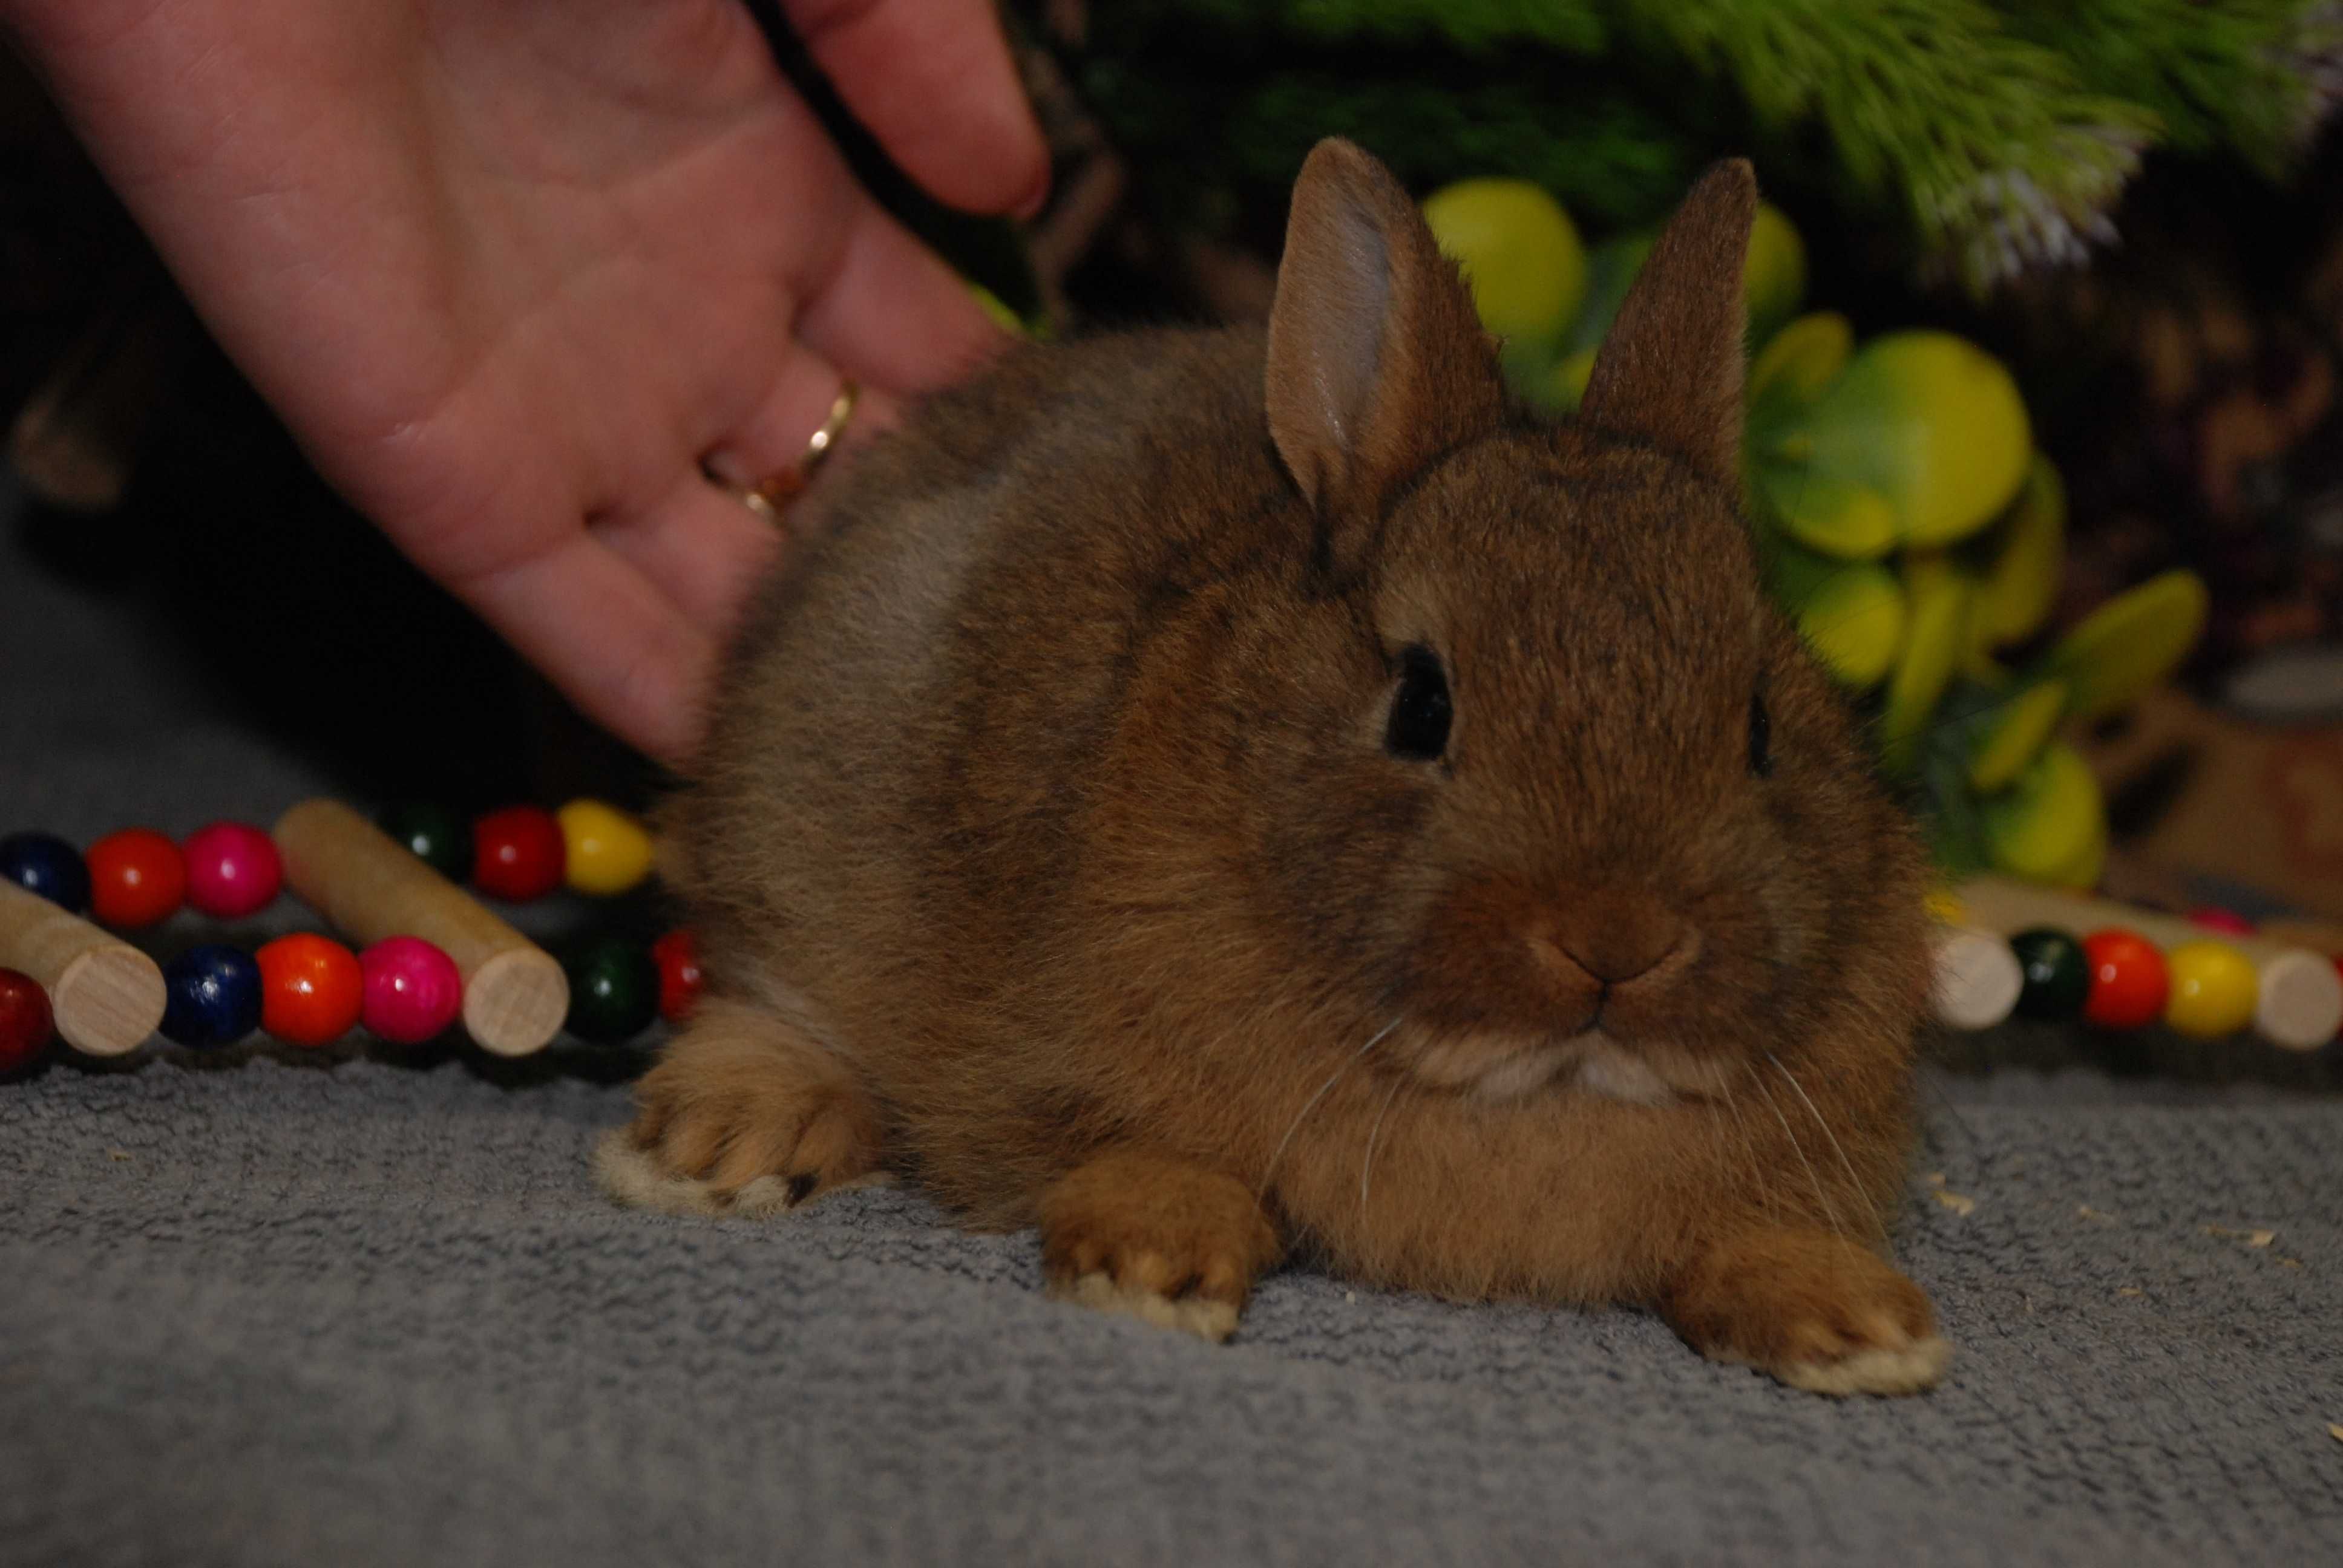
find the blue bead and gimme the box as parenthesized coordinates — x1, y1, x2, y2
(0, 831, 90, 913)
(160, 944, 263, 1048)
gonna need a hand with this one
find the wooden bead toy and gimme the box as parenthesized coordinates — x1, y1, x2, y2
(2079, 929, 2169, 1030)
(4, 801, 693, 1068)
(255, 933, 365, 1048)
(358, 936, 465, 1045)
(376, 802, 474, 882)
(0, 965, 54, 1071)
(2162, 939, 2258, 1039)
(556, 800, 655, 897)
(2187, 906, 2256, 936)
(1, 830, 90, 913)
(471, 805, 566, 903)
(1953, 875, 2343, 1050)
(274, 799, 568, 1056)
(86, 828, 186, 928)
(650, 928, 704, 1022)
(562, 936, 660, 1043)
(182, 822, 283, 919)
(159, 944, 263, 1048)
(0, 878, 167, 1056)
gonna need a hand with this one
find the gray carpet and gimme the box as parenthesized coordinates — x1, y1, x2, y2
(4, 474, 2341, 1566)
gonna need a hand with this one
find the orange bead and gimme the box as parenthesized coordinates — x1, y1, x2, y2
(85, 828, 187, 927)
(2080, 928, 2169, 1030)
(255, 933, 364, 1048)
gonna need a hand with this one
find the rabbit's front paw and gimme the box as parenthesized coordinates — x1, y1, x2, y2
(1038, 1152, 1282, 1342)
(598, 999, 883, 1217)
(1662, 1226, 1950, 1396)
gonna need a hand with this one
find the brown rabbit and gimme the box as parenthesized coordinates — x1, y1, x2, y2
(599, 138, 1949, 1396)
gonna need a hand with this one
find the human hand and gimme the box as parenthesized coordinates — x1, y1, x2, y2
(7, 0, 1047, 763)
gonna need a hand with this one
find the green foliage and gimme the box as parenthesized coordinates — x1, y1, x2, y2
(1224, 77, 1693, 232)
(1043, 0, 2341, 292)
(1112, 0, 1608, 51)
(1075, 56, 1696, 237)
(1995, 0, 2343, 178)
(1598, 2, 2154, 292)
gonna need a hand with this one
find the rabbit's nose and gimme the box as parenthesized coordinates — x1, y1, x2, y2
(1541, 895, 1693, 986)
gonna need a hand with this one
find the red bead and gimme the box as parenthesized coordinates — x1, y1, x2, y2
(358, 936, 464, 1045)
(471, 806, 565, 901)
(182, 821, 283, 918)
(2080, 929, 2171, 1030)
(0, 967, 54, 1071)
(85, 828, 188, 927)
(256, 933, 364, 1048)
(2186, 906, 2256, 936)
(650, 928, 704, 1022)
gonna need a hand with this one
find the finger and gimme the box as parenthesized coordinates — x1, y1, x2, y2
(587, 480, 779, 652)
(796, 196, 1011, 396)
(782, 0, 1050, 217)
(698, 344, 899, 494)
(458, 534, 718, 766)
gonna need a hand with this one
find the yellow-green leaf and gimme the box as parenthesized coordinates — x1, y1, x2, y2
(1881, 555, 1974, 771)
(1422, 179, 1587, 348)
(1747, 312, 1853, 432)
(1981, 742, 2106, 888)
(1970, 454, 2066, 650)
(1965, 678, 2069, 792)
(1766, 541, 1906, 690)
(2034, 570, 2210, 723)
(1774, 331, 2032, 552)
(1753, 467, 1899, 559)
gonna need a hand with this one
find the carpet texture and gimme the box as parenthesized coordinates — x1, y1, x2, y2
(4, 478, 2341, 1566)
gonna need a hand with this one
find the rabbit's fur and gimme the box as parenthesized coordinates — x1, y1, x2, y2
(601, 140, 1947, 1395)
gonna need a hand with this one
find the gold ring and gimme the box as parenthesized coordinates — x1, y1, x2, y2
(734, 379, 859, 524)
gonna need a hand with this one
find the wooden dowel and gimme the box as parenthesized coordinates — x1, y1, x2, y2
(272, 799, 568, 1057)
(1953, 876, 2342, 1051)
(0, 879, 165, 1056)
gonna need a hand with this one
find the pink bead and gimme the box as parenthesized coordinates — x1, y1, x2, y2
(359, 936, 464, 1044)
(2186, 906, 2257, 936)
(182, 822, 283, 918)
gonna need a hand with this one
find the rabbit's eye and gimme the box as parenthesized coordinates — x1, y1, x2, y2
(1386, 645, 1452, 761)
(1747, 690, 1773, 777)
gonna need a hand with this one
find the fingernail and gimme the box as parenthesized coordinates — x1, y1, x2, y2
(1013, 162, 1052, 222)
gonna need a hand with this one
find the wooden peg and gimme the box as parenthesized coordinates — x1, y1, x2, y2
(0, 878, 166, 1056)
(1930, 924, 2024, 1031)
(272, 799, 568, 1056)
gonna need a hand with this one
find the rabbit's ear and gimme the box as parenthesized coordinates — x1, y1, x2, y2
(1265, 137, 1504, 570)
(1575, 159, 1756, 489)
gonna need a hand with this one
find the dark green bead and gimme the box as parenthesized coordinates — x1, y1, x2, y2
(377, 802, 473, 882)
(2009, 927, 2089, 1021)
(563, 936, 660, 1043)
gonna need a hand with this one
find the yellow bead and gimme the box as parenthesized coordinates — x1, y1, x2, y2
(1924, 889, 1967, 926)
(2162, 940, 2258, 1039)
(556, 800, 654, 896)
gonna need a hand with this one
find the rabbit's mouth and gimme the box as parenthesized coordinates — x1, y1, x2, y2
(1399, 1021, 1731, 1106)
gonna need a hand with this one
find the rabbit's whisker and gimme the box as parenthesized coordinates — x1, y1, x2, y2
(1358, 1070, 1410, 1221)
(1769, 1053, 1866, 1209)
(1259, 1016, 1402, 1203)
(1717, 1077, 1774, 1223)
(1757, 1071, 1844, 1238)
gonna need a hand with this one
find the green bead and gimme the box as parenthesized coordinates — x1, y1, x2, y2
(563, 936, 660, 1043)
(378, 802, 474, 883)
(2008, 927, 2089, 1021)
